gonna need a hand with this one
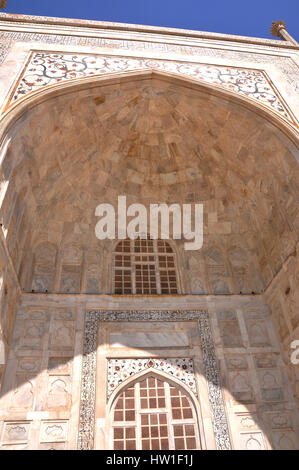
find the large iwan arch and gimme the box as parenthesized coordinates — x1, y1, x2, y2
(0, 43, 298, 451)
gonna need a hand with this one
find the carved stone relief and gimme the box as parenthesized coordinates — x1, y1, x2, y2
(217, 311, 243, 348)
(49, 321, 74, 351)
(31, 242, 57, 293)
(10, 375, 34, 409)
(229, 371, 254, 403)
(272, 431, 297, 450)
(245, 319, 271, 347)
(240, 431, 266, 450)
(47, 376, 71, 409)
(40, 420, 68, 443)
(2, 421, 30, 444)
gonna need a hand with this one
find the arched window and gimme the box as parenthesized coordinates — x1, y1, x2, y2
(112, 237, 179, 294)
(111, 374, 201, 450)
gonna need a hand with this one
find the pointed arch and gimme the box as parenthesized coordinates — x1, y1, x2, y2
(0, 69, 298, 153)
(107, 368, 204, 450)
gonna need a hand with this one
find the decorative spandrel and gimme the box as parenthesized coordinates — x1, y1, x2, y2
(6, 52, 298, 128)
(107, 358, 197, 398)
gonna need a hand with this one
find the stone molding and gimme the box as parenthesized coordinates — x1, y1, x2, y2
(0, 33, 298, 102)
(0, 12, 296, 49)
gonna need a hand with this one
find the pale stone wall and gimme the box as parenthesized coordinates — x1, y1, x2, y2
(0, 295, 83, 449)
(265, 249, 299, 409)
(0, 295, 298, 449)
(0, 238, 21, 391)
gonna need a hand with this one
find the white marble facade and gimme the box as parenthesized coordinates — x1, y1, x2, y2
(0, 12, 298, 450)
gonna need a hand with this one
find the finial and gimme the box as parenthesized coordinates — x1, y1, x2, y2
(0, 0, 7, 9)
(270, 20, 286, 38)
(270, 20, 298, 45)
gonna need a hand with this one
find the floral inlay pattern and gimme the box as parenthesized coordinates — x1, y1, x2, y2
(8, 52, 297, 127)
(107, 358, 197, 398)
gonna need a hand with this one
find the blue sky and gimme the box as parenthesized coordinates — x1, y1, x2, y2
(2, 0, 299, 40)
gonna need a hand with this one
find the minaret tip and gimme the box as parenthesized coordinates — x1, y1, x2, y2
(270, 20, 298, 45)
(270, 20, 286, 38)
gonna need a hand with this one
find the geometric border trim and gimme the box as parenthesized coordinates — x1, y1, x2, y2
(78, 310, 232, 450)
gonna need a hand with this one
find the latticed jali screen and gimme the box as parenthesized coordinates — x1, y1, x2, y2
(112, 376, 200, 450)
(113, 238, 178, 294)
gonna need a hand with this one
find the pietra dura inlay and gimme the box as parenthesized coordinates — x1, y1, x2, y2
(7, 52, 297, 127)
(107, 357, 198, 398)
